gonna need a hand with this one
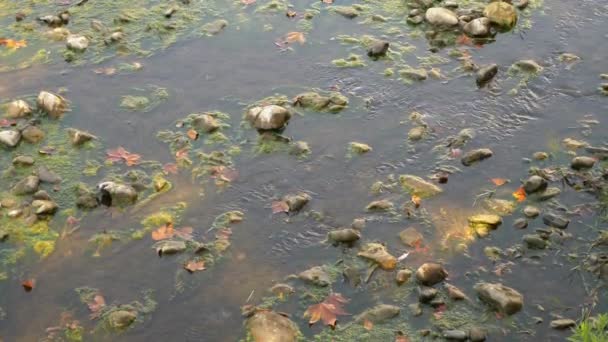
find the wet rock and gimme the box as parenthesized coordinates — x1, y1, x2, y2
(107, 310, 137, 330)
(514, 60, 543, 73)
(407, 15, 424, 25)
(13, 155, 35, 167)
(37, 166, 62, 184)
(154, 240, 187, 256)
(358, 243, 397, 270)
(67, 128, 97, 145)
(585, 146, 608, 159)
(523, 206, 540, 218)
(349, 142, 372, 154)
(443, 330, 467, 341)
(0, 130, 21, 147)
(110, 32, 124, 42)
(396, 269, 413, 285)
(469, 327, 487, 342)
(461, 148, 493, 166)
(365, 199, 394, 211)
(354, 304, 400, 324)
(246, 105, 291, 130)
(97, 181, 138, 207)
(76, 192, 98, 209)
(483, 198, 515, 215)
(400, 68, 428, 81)
(367, 40, 389, 58)
(537, 187, 561, 201)
(399, 174, 443, 198)
(21, 126, 45, 144)
(418, 286, 438, 303)
(563, 138, 588, 150)
(32, 200, 58, 215)
(446, 283, 467, 300)
(550, 318, 576, 330)
(476, 64, 498, 87)
(409, 303, 423, 316)
(399, 227, 423, 247)
(468, 214, 502, 237)
(464, 17, 490, 37)
(514, 0, 529, 9)
(38, 15, 63, 27)
(283, 192, 310, 212)
(542, 213, 569, 229)
(351, 218, 366, 231)
(533, 151, 549, 160)
(289, 141, 310, 156)
(571, 156, 595, 170)
(483, 2, 517, 29)
(246, 310, 300, 342)
(474, 282, 523, 315)
(408, 126, 427, 141)
(269, 283, 295, 296)
(415, 263, 448, 286)
(513, 218, 528, 229)
(5, 100, 31, 118)
(293, 92, 348, 113)
(12, 176, 40, 195)
(328, 228, 361, 243)
(202, 19, 228, 35)
(45, 27, 71, 41)
(66, 35, 89, 51)
(523, 175, 547, 194)
(33, 190, 51, 200)
(191, 114, 220, 133)
(425, 7, 459, 26)
(37, 91, 68, 118)
(334, 6, 359, 19)
(298, 266, 330, 287)
(523, 234, 546, 249)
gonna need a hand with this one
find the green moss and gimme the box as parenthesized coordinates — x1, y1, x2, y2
(141, 211, 174, 228)
(33, 240, 55, 258)
(332, 54, 366, 68)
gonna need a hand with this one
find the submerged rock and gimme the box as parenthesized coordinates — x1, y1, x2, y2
(474, 282, 523, 315)
(13, 155, 35, 167)
(21, 126, 45, 144)
(12, 176, 40, 195)
(107, 310, 137, 330)
(571, 156, 595, 170)
(37, 91, 68, 118)
(365, 199, 394, 211)
(443, 330, 467, 341)
(542, 213, 569, 229)
(245, 310, 300, 342)
(66, 35, 89, 51)
(283, 192, 310, 212)
(32, 200, 58, 215)
(523, 175, 547, 194)
(425, 7, 459, 26)
(334, 6, 359, 19)
(550, 318, 576, 330)
(400, 68, 428, 81)
(293, 92, 348, 113)
(468, 214, 502, 237)
(399, 227, 423, 247)
(476, 64, 498, 87)
(483, 2, 517, 29)
(514, 60, 543, 73)
(328, 228, 361, 243)
(358, 243, 397, 270)
(354, 304, 400, 324)
(37, 166, 62, 184)
(415, 263, 448, 286)
(537, 187, 561, 201)
(154, 240, 187, 256)
(5, 100, 31, 118)
(289, 141, 310, 156)
(349, 142, 372, 154)
(202, 19, 228, 35)
(191, 114, 220, 133)
(469, 327, 487, 342)
(0, 130, 21, 147)
(246, 105, 291, 130)
(418, 286, 438, 303)
(461, 148, 493, 166)
(396, 269, 413, 285)
(367, 40, 389, 58)
(464, 17, 490, 37)
(523, 234, 546, 249)
(513, 218, 528, 229)
(523, 206, 540, 218)
(446, 283, 467, 300)
(97, 181, 138, 207)
(298, 266, 331, 287)
(408, 126, 427, 141)
(67, 128, 97, 145)
(399, 174, 443, 198)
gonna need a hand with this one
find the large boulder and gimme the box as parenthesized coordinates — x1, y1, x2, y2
(474, 282, 523, 315)
(425, 7, 459, 26)
(483, 2, 517, 29)
(245, 310, 300, 342)
(246, 105, 291, 130)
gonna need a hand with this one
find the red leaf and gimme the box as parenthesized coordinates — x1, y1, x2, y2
(187, 129, 199, 140)
(87, 294, 106, 314)
(106, 147, 141, 166)
(151, 223, 174, 241)
(271, 201, 289, 214)
(175, 148, 189, 160)
(163, 163, 178, 175)
(433, 304, 447, 319)
(491, 178, 508, 186)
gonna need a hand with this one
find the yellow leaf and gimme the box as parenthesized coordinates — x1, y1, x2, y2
(285, 32, 305, 45)
(0, 38, 27, 49)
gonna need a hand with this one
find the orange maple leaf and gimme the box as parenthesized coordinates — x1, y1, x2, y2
(491, 178, 508, 186)
(411, 195, 421, 208)
(0, 38, 27, 49)
(184, 260, 206, 273)
(285, 32, 306, 45)
(304, 293, 349, 328)
(106, 147, 141, 166)
(271, 200, 289, 214)
(187, 129, 199, 140)
(151, 223, 174, 240)
(512, 187, 526, 202)
(363, 318, 373, 330)
(162, 163, 178, 175)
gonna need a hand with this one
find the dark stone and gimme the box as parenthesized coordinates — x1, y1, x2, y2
(542, 213, 570, 229)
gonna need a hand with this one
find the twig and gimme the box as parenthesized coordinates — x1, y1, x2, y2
(245, 289, 254, 303)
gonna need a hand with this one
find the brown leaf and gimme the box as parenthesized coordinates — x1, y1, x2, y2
(286, 10, 297, 18)
(411, 195, 421, 208)
(491, 178, 508, 186)
(151, 223, 174, 241)
(106, 147, 141, 166)
(87, 294, 106, 314)
(363, 318, 373, 331)
(303, 293, 349, 328)
(187, 129, 199, 140)
(163, 163, 178, 175)
(285, 32, 306, 45)
(184, 260, 206, 273)
(271, 200, 289, 214)
(0, 38, 27, 49)
(22, 279, 35, 292)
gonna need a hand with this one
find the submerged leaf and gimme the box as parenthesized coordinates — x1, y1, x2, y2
(184, 260, 206, 273)
(0, 38, 27, 49)
(284, 32, 306, 45)
(491, 178, 508, 186)
(271, 201, 289, 214)
(163, 163, 178, 175)
(106, 147, 141, 166)
(512, 187, 526, 202)
(303, 293, 349, 328)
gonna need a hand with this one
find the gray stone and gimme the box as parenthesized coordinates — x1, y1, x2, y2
(474, 282, 523, 315)
(513, 218, 528, 229)
(400, 68, 428, 81)
(21, 126, 45, 144)
(298, 266, 330, 287)
(107, 310, 136, 330)
(407, 15, 424, 25)
(571, 156, 596, 170)
(523, 206, 540, 218)
(399, 174, 443, 198)
(409, 303, 423, 316)
(328, 228, 361, 243)
(476, 64, 498, 87)
(0, 130, 21, 147)
(537, 187, 561, 201)
(13, 155, 35, 166)
(154, 240, 187, 256)
(418, 286, 438, 303)
(66, 34, 89, 51)
(514, 59, 543, 73)
(425, 7, 459, 26)
(335, 6, 359, 19)
(67, 128, 97, 146)
(32, 200, 58, 215)
(191, 114, 220, 133)
(284, 192, 310, 212)
(33, 190, 51, 200)
(396, 269, 413, 285)
(543, 213, 569, 229)
(354, 304, 400, 324)
(523, 175, 547, 194)
(523, 234, 547, 249)
(367, 40, 389, 58)
(463, 17, 490, 37)
(399, 227, 423, 247)
(416, 263, 448, 286)
(37, 166, 62, 184)
(12, 176, 40, 195)
(461, 148, 493, 166)
(550, 319, 576, 330)
(443, 330, 467, 341)
(245, 310, 300, 342)
(246, 105, 291, 130)
(97, 181, 138, 206)
(469, 327, 487, 342)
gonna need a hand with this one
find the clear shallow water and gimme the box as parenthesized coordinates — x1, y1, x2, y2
(1, 0, 607, 340)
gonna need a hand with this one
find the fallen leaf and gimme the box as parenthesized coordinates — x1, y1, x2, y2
(285, 31, 306, 45)
(433, 303, 447, 319)
(286, 10, 297, 18)
(411, 195, 421, 208)
(271, 200, 289, 214)
(363, 318, 373, 331)
(450, 148, 462, 158)
(175, 148, 189, 160)
(22, 279, 35, 292)
(87, 294, 106, 316)
(491, 178, 508, 186)
(151, 223, 174, 240)
(187, 129, 199, 140)
(241, 0, 256, 4)
(303, 293, 349, 328)
(0, 38, 27, 49)
(209, 166, 238, 182)
(512, 186, 526, 202)
(163, 163, 178, 175)
(174, 226, 193, 240)
(106, 147, 141, 166)
(395, 331, 410, 342)
(455, 34, 473, 46)
(184, 260, 206, 273)
(0, 119, 16, 127)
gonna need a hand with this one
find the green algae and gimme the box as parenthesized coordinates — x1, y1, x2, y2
(120, 85, 168, 112)
(332, 53, 366, 68)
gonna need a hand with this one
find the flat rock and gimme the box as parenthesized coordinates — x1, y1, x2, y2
(367, 40, 389, 58)
(476, 64, 498, 87)
(327, 228, 360, 243)
(97, 181, 138, 207)
(298, 266, 330, 287)
(462, 148, 493, 166)
(418, 286, 438, 303)
(354, 304, 400, 324)
(463, 17, 490, 37)
(523, 206, 540, 218)
(0, 130, 21, 147)
(21, 126, 45, 144)
(358, 243, 397, 270)
(191, 114, 220, 133)
(12, 176, 40, 195)
(523, 175, 547, 194)
(67, 128, 97, 145)
(399, 227, 423, 247)
(13, 155, 35, 166)
(571, 156, 596, 170)
(542, 213, 569, 229)
(399, 174, 443, 198)
(523, 234, 547, 249)
(443, 330, 467, 341)
(37, 166, 62, 184)
(550, 318, 576, 330)
(537, 187, 561, 201)
(246, 105, 291, 130)
(474, 282, 523, 315)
